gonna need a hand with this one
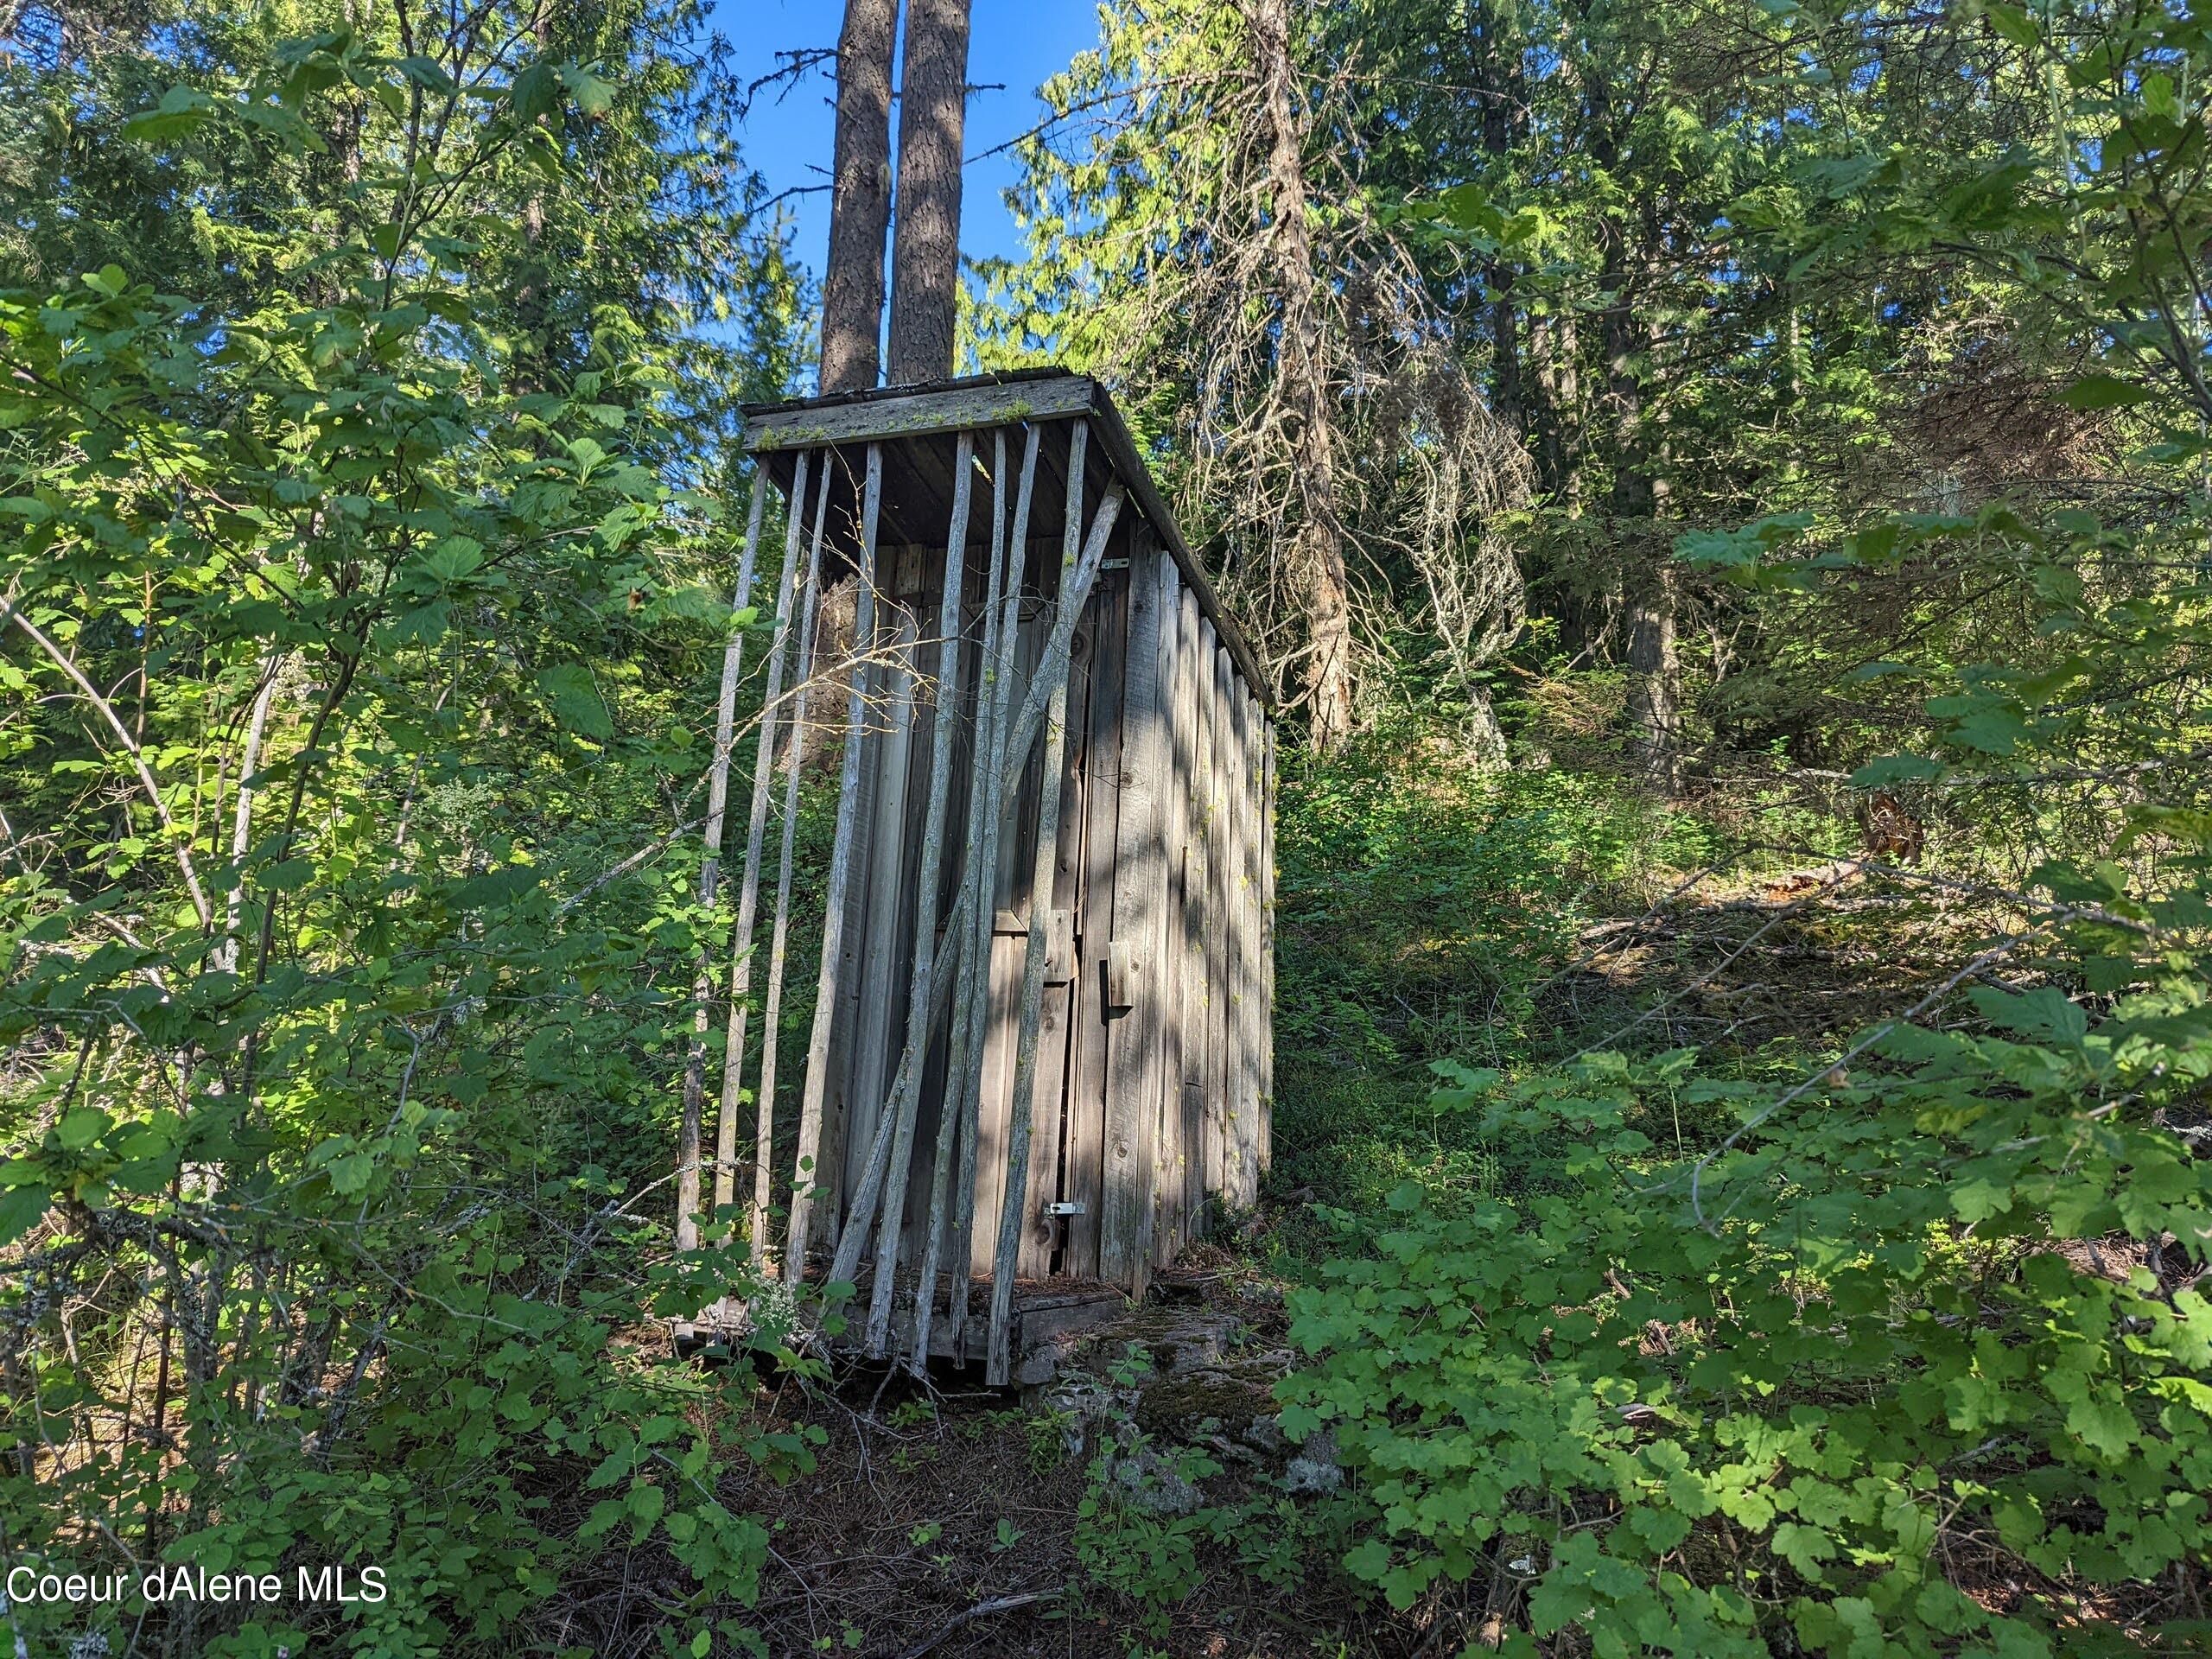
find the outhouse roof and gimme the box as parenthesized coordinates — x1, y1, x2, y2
(739, 370, 1269, 703)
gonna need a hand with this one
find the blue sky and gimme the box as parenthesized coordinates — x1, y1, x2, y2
(719, 0, 1107, 281)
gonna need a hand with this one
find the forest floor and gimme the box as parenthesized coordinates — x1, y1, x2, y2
(702, 821, 2013, 1657)
(692, 1249, 1375, 1659)
(560, 752, 2072, 1659)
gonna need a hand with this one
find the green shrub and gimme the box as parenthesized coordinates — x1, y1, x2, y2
(1281, 498, 2212, 1656)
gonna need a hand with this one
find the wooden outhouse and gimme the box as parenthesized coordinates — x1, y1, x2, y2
(691, 370, 1273, 1381)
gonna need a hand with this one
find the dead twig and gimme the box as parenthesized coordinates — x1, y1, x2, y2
(886, 1587, 1061, 1659)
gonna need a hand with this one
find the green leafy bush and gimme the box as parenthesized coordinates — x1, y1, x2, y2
(1282, 497, 2212, 1655)
(0, 9, 809, 1653)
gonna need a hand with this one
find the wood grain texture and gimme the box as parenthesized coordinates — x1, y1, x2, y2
(718, 454, 813, 1213)
(746, 378, 1093, 454)
(1260, 717, 1276, 1176)
(1063, 565, 1126, 1279)
(677, 466, 771, 1249)
(1230, 683, 1262, 1207)
(883, 431, 975, 1365)
(1098, 526, 1168, 1295)
(845, 596, 918, 1228)
(968, 601, 1037, 1283)
(752, 461, 832, 1264)
(1012, 600, 1088, 1279)
(934, 429, 1015, 1351)
(785, 443, 881, 1281)
(1158, 573, 1199, 1264)
(1202, 632, 1231, 1220)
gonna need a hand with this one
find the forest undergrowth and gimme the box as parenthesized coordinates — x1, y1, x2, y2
(4, 0, 2211, 1654)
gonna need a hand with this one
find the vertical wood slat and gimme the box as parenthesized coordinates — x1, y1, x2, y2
(1160, 575, 1200, 1264)
(968, 602, 1039, 1283)
(1202, 632, 1231, 1218)
(1149, 555, 1182, 1270)
(941, 427, 1026, 1350)
(1260, 716, 1276, 1177)
(677, 467, 772, 1250)
(1098, 526, 1169, 1294)
(751, 462, 833, 1264)
(1063, 566, 1127, 1278)
(888, 598, 938, 1268)
(1230, 681, 1262, 1207)
(877, 432, 975, 1364)
(1146, 556, 1183, 1268)
(820, 509, 887, 1236)
(989, 431, 1118, 1382)
(845, 595, 918, 1214)
(1179, 586, 1208, 1248)
(818, 695, 878, 1231)
(1006, 599, 1090, 1280)
(785, 444, 882, 1281)
(950, 443, 1045, 1339)
(717, 451, 818, 1213)
(1179, 603, 1212, 1237)
(988, 626, 1077, 1383)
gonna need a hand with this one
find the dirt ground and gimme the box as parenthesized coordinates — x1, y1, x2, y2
(701, 1255, 1408, 1659)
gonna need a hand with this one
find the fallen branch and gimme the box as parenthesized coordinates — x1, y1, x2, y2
(888, 1588, 1061, 1659)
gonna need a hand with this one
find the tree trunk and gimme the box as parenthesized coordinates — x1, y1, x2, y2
(1587, 74, 1680, 787)
(886, 0, 969, 385)
(1471, 0, 1522, 434)
(821, 0, 899, 393)
(1623, 558, 1681, 787)
(1249, 0, 1355, 749)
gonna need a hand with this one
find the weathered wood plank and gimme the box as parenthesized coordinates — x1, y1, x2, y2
(1179, 586, 1208, 1249)
(717, 452, 815, 1215)
(1202, 632, 1232, 1220)
(751, 460, 832, 1264)
(1148, 565, 1179, 1270)
(817, 645, 879, 1235)
(880, 430, 976, 1366)
(1260, 715, 1276, 1176)
(1230, 682, 1262, 1208)
(785, 443, 882, 1281)
(843, 597, 918, 1222)
(988, 429, 1122, 1383)
(952, 429, 1044, 1331)
(967, 604, 1038, 1283)
(1098, 524, 1169, 1295)
(677, 466, 772, 1250)
(1063, 563, 1126, 1280)
(1158, 572, 1199, 1265)
(744, 376, 1094, 454)
(1013, 601, 1089, 1280)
